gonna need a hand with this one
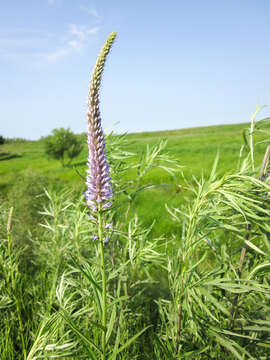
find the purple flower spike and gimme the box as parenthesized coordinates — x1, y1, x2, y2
(85, 32, 116, 214)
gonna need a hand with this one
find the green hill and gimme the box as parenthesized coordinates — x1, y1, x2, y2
(0, 122, 267, 236)
(0, 122, 264, 189)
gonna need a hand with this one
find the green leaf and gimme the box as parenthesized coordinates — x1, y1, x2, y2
(57, 307, 101, 358)
(107, 295, 129, 307)
(186, 252, 207, 274)
(245, 240, 266, 256)
(190, 290, 218, 322)
(108, 326, 151, 360)
(70, 256, 102, 293)
(213, 327, 260, 340)
(213, 333, 245, 360)
(248, 263, 270, 279)
(106, 304, 116, 343)
(152, 333, 173, 360)
(241, 325, 270, 332)
(70, 256, 102, 317)
(199, 287, 230, 316)
(110, 320, 121, 360)
(182, 346, 209, 358)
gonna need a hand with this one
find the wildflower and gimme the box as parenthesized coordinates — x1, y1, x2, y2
(85, 32, 116, 213)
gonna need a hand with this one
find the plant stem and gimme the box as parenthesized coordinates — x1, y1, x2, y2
(249, 106, 262, 173)
(230, 143, 270, 328)
(7, 208, 27, 360)
(98, 209, 107, 360)
(259, 143, 270, 181)
(175, 303, 183, 356)
(175, 277, 184, 356)
(250, 112, 255, 173)
(230, 230, 249, 329)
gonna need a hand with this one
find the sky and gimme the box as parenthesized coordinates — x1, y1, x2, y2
(1, 0, 270, 140)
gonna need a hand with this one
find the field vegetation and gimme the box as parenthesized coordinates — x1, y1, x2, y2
(1, 32, 270, 359)
(1, 118, 270, 359)
(1, 122, 265, 191)
(0, 122, 267, 237)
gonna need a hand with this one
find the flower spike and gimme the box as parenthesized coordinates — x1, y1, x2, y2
(85, 32, 117, 213)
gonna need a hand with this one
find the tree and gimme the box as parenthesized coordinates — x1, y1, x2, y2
(44, 128, 83, 166)
(0, 135, 5, 145)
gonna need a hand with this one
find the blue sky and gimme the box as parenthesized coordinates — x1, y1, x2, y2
(1, 0, 270, 139)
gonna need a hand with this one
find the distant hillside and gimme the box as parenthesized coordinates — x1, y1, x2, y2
(0, 122, 266, 195)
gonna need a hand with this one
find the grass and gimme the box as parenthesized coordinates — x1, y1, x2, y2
(0, 122, 266, 237)
(1, 123, 266, 187)
(1, 120, 270, 359)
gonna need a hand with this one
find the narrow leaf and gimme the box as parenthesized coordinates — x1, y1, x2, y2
(108, 326, 151, 360)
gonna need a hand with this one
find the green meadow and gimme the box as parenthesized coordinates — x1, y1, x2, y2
(1, 120, 270, 359)
(0, 122, 266, 237)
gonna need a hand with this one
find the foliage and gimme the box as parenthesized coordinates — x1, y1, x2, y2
(4, 137, 28, 143)
(1, 122, 267, 237)
(0, 130, 178, 359)
(0, 135, 5, 145)
(1, 115, 270, 358)
(158, 157, 270, 359)
(44, 127, 83, 167)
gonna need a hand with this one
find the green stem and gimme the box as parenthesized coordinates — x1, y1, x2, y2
(98, 209, 107, 360)
(249, 106, 263, 173)
(175, 270, 185, 357)
(230, 143, 270, 329)
(259, 143, 270, 180)
(250, 113, 255, 173)
(7, 208, 27, 360)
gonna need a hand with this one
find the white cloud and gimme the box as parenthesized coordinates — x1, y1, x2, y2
(68, 39, 81, 50)
(87, 27, 99, 35)
(43, 24, 99, 63)
(1, 23, 99, 65)
(80, 6, 100, 20)
(69, 24, 87, 41)
(64, 24, 99, 51)
(46, 48, 70, 62)
(69, 24, 99, 41)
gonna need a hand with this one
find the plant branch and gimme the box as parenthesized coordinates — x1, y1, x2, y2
(175, 278, 184, 356)
(230, 143, 270, 329)
(98, 209, 107, 360)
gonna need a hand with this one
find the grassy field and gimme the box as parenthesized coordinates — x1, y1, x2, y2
(1, 123, 266, 186)
(0, 122, 267, 237)
(1, 121, 270, 359)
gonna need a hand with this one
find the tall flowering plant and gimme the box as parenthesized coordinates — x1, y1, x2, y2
(85, 31, 116, 360)
(81, 32, 150, 359)
(85, 32, 115, 218)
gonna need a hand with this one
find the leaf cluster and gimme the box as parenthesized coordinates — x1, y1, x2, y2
(44, 127, 83, 167)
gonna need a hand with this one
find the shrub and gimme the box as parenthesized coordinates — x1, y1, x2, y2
(4, 137, 28, 143)
(0, 135, 5, 145)
(44, 127, 83, 167)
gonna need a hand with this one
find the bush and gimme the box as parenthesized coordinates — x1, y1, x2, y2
(44, 127, 83, 167)
(0, 135, 5, 145)
(4, 137, 28, 143)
